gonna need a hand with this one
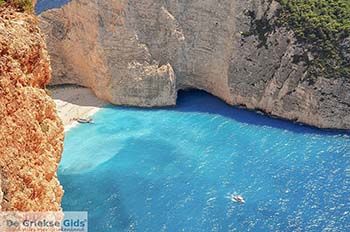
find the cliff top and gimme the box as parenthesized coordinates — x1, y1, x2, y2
(247, 0, 350, 80)
(0, 0, 33, 12)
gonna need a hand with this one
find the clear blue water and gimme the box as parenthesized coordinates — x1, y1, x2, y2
(35, 0, 70, 14)
(59, 90, 350, 232)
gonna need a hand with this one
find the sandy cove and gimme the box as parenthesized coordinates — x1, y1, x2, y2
(49, 85, 107, 132)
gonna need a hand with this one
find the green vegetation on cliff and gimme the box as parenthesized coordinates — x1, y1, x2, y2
(244, 0, 350, 80)
(277, 0, 350, 79)
(0, 0, 33, 12)
(279, 0, 350, 38)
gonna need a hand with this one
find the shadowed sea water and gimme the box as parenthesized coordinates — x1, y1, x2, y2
(35, 0, 71, 14)
(59, 90, 350, 232)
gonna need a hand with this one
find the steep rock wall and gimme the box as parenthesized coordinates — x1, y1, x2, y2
(0, 6, 64, 211)
(39, 0, 176, 106)
(39, 0, 350, 129)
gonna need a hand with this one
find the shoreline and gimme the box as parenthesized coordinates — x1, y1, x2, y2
(63, 107, 102, 132)
(49, 85, 107, 132)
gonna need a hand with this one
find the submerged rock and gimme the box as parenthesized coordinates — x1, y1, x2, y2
(0, 6, 64, 211)
(39, 0, 350, 129)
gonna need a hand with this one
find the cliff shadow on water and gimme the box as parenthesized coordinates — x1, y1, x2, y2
(108, 89, 350, 136)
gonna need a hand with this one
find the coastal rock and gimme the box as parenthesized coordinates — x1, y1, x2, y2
(39, 0, 176, 106)
(0, 6, 64, 211)
(0, 174, 3, 211)
(39, 0, 350, 129)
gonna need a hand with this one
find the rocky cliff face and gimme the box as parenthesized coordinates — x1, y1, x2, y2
(39, 0, 350, 129)
(0, 6, 64, 211)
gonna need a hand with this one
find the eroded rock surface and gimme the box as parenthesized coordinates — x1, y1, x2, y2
(0, 6, 64, 211)
(39, 0, 350, 129)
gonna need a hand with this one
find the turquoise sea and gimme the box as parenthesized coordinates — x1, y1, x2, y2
(59, 90, 350, 231)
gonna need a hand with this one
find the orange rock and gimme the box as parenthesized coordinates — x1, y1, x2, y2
(0, 5, 64, 211)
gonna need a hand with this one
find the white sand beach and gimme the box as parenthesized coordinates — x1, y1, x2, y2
(49, 85, 107, 132)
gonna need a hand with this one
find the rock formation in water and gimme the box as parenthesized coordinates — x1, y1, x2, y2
(0, 5, 64, 211)
(38, 0, 350, 129)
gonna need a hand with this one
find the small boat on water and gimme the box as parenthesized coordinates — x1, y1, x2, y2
(74, 118, 94, 124)
(231, 194, 245, 204)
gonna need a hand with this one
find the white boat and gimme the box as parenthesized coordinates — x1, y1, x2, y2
(74, 118, 94, 124)
(231, 194, 245, 204)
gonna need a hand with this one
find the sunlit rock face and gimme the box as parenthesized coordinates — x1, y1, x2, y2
(0, 6, 64, 211)
(38, 0, 177, 107)
(38, 0, 350, 129)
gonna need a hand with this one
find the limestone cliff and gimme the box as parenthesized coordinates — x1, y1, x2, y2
(0, 5, 63, 211)
(39, 0, 350, 129)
